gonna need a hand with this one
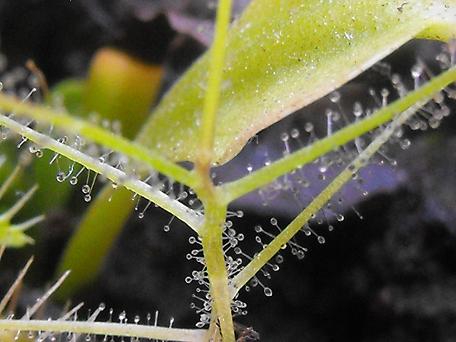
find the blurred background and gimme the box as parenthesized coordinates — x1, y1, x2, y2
(0, 1, 455, 341)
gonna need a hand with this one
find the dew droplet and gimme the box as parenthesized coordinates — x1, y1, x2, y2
(264, 287, 273, 296)
(290, 128, 300, 138)
(336, 214, 344, 222)
(280, 132, 289, 142)
(353, 102, 363, 117)
(400, 139, 411, 150)
(329, 91, 341, 103)
(304, 122, 314, 133)
(56, 172, 65, 182)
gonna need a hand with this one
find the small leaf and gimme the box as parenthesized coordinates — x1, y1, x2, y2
(0, 168, 42, 248)
(139, 0, 456, 164)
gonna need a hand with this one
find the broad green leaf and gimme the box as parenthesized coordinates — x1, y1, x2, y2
(139, 0, 456, 165)
(56, 48, 165, 298)
(84, 48, 163, 139)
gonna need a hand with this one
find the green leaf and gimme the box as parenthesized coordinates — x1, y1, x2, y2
(55, 48, 167, 298)
(139, 0, 456, 165)
(50, 79, 85, 116)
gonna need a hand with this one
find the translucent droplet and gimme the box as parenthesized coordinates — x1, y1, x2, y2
(304, 122, 314, 132)
(353, 102, 363, 117)
(280, 132, 289, 142)
(411, 64, 423, 79)
(400, 139, 411, 150)
(264, 287, 273, 296)
(69, 176, 78, 185)
(84, 194, 92, 202)
(329, 91, 341, 103)
(275, 254, 284, 263)
(317, 236, 326, 244)
(82, 184, 90, 194)
(56, 172, 65, 182)
(290, 128, 300, 138)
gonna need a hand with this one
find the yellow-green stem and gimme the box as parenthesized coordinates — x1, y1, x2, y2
(194, 0, 235, 340)
(197, 0, 233, 169)
(200, 200, 234, 342)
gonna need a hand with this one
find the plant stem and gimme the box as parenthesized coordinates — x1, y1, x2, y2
(0, 114, 202, 232)
(193, 0, 235, 340)
(229, 99, 432, 297)
(220, 66, 456, 202)
(0, 319, 207, 342)
(197, 0, 233, 169)
(0, 94, 197, 188)
(200, 200, 235, 342)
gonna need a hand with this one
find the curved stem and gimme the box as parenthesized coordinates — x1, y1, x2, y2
(0, 93, 197, 188)
(0, 114, 202, 232)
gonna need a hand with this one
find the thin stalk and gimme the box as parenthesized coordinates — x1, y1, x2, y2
(0, 93, 197, 188)
(194, 0, 235, 340)
(0, 319, 206, 342)
(200, 201, 235, 342)
(197, 0, 233, 169)
(230, 100, 428, 297)
(0, 114, 202, 232)
(0, 165, 21, 200)
(220, 66, 456, 202)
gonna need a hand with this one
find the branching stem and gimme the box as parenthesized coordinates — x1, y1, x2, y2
(229, 98, 436, 297)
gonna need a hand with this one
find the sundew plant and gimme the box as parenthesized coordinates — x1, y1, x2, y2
(0, 0, 455, 341)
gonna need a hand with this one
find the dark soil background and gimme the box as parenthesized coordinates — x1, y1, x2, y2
(0, 1, 455, 341)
